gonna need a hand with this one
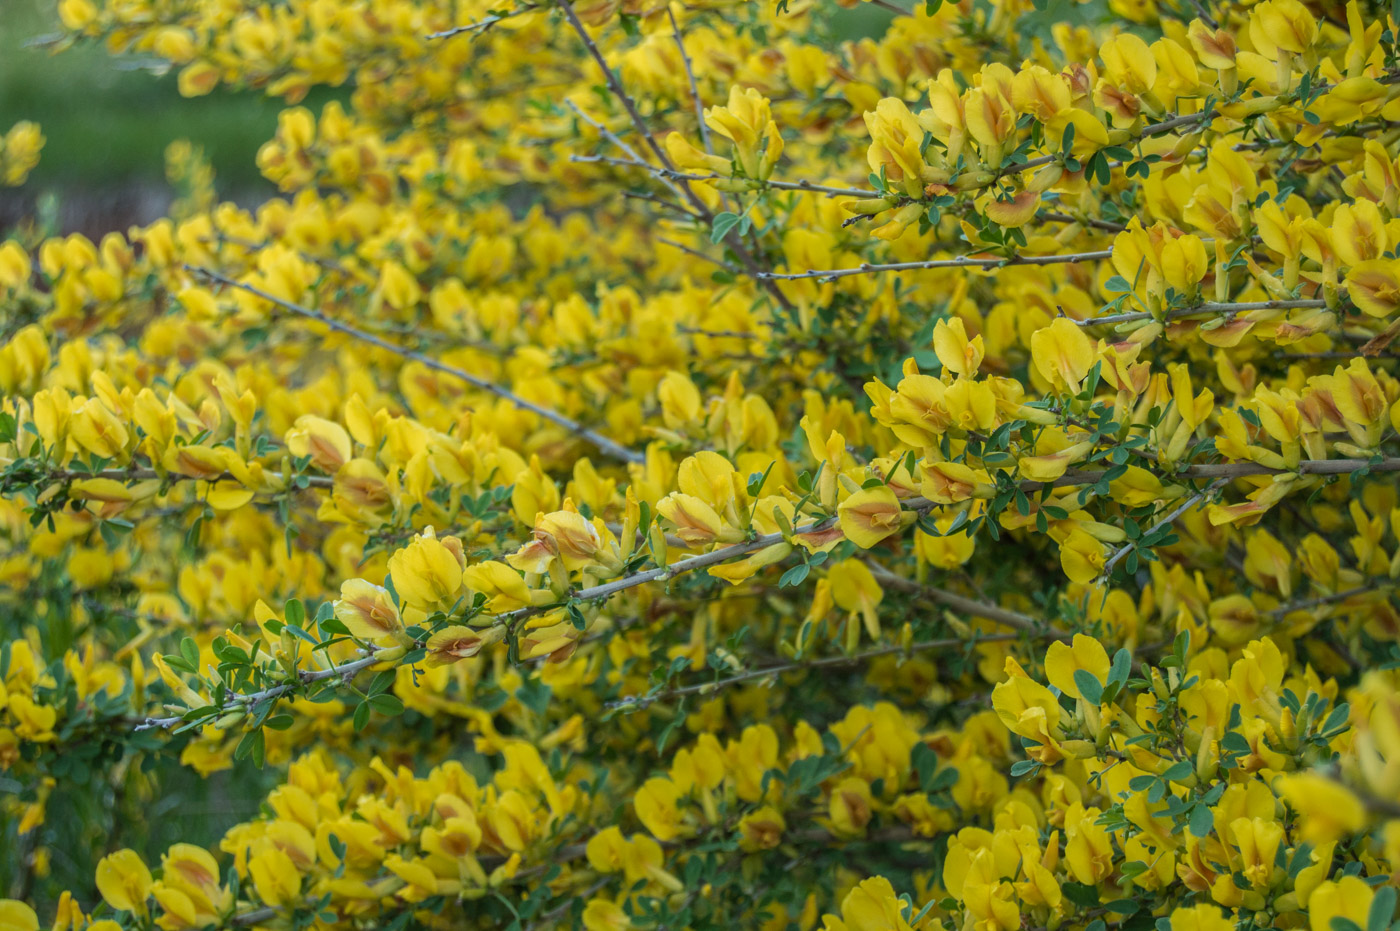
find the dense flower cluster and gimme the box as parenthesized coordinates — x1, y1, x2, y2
(1, 0, 1400, 928)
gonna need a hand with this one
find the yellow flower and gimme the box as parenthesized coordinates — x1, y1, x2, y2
(1307, 876, 1373, 931)
(1230, 816, 1283, 888)
(0, 901, 37, 931)
(1345, 259, 1400, 317)
(944, 379, 998, 432)
(425, 625, 505, 666)
(827, 777, 874, 837)
(704, 86, 782, 180)
(1274, 773, 1367, 845)
(830, 876, 913, 931)
(388, 530, 465, 610)
(658, 371, 703, 429)
(665, 132, 729, 175)
(864, 98, 929, 197)
(95, 849, 153, 915)
(915, 518, 976, 569)
(1099, 34, 1156, 95)
(7, 695, 56, 742)
(1060, 529, 1107, 583)
(583, 900, 632, 931)
(634, 778, 687, 841)
(707, 540, 793, 585)
(1044, 634, 1111, 700)
(920, 461, 992, 503)
(959, 846, 1021, 931)
(1031, 318, 1096, 394)
(1170, 904, 1235, 931)
(462, 561, 543, 613)
(657, 493, 732, 546)
(888, 374, 951, 446)
(1019, 441, 1094, 483)
(828, 560, 883, 640)
(70, 398, 129, 461)
(983, 189, 1040, 228)
(992, 665, 1065, 764)
(837, 485, 907, 550)
(1249, 0, 1317, 57)
(737, 807, 786, 852)
(334, 578, 404, 642)
(284, 415, 352, 473)
(248, 847, 301, 908)
(1064, 806, 1114, 884)
(57, 0, 98, 30)
(932, 317, 985, 377)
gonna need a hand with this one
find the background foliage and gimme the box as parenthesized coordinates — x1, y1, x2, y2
(0, 0, 1399, 929)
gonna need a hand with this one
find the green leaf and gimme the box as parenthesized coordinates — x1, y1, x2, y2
(710, 212, 743, 244)
(1220, 731, 1250, 754)
(1073, 669, 1104, 705)
(1189, 803, 1214, 838)
(1108, 647, 1131, 689)
(367, 670, 396, 697)
(912, 741, 940, 791)
(1368, 886, 1396, 931)
(515, 678, 553, 715)
(234, 728, 265, 768)
(368, 693, 404, 716)
(778, 563, 809, 588)
(180, 637, 200, 672)
(1322, 701, 1351, 734)
(1062, 881, 1098, 908)
(161, 654, 194, 674)
(284, 598, 306, 629)
(353, 700, 371, 732)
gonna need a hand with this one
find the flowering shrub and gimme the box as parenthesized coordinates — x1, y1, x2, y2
(1, 0, 1400, 929)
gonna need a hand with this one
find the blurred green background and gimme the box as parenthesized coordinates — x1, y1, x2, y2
(0, 0, 279, 186)
(0, 0, 305, 236)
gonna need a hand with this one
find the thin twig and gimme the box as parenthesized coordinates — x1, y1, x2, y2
(667, 8, 711, 153)
(864, 562, 1068, 639)
(1101, 479, 1227, 576)
(557, 0, 675, 169)
(609, 633, 1024, 709)
(186, 266, 645, 465)
(554, 4, 799, 312)
(1085, 298, 1328, 327)
(570, 153, 882, 198)
(45, 466, 333, 490)
(657, 238, 740, 273)
(138, 650, 388, 730)
(566, 102, 690, 204)
(757, 250, 1114, 281)
(425, 5, 538, 40)
(621, 189, 701, 218)
(1267, 582, 1396, 618)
